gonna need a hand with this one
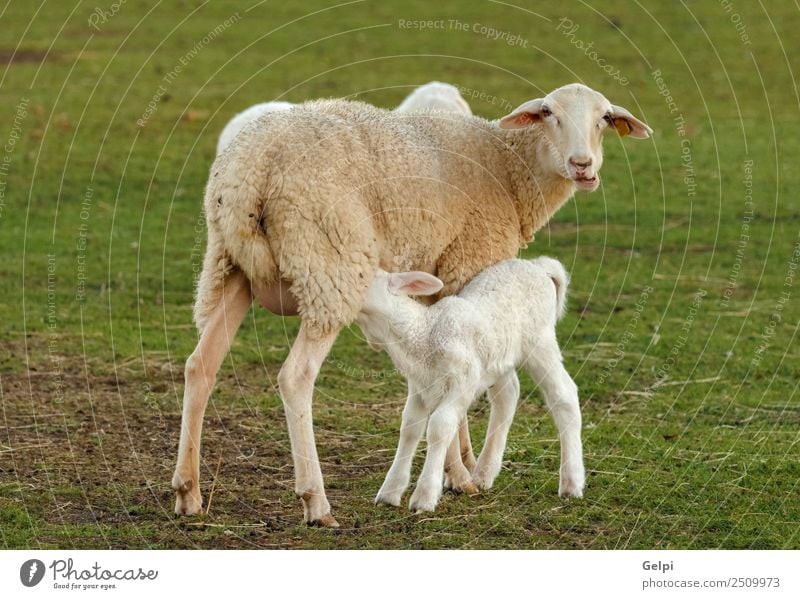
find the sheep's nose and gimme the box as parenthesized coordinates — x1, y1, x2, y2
(569, 157, 593, 169)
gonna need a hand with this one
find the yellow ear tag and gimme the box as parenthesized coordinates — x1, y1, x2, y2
(614, 118, 632, 137)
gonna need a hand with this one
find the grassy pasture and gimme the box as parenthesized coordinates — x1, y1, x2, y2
(0, 0, 798, 548)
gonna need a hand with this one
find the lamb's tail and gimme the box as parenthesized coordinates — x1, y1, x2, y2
(532, 256, 569, 321)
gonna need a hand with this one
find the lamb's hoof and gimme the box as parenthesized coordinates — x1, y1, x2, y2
(408, 488, 439, 513)
(558, 478, 585, 499)
(471, 468, 497, 491)
(375, 491, 402, 507)
(453, 479, 480, 496)
(409, 500, 436, 514)
(307, 512, 340, 528)
(173, 477, 203, 516)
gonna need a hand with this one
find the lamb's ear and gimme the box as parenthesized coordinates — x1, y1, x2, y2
(607, 104, 652, 139)
(388, 272, 444, 297)
(498, 99, 544, 129)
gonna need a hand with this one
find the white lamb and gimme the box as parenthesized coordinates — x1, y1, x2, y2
(356, 257, 582, 513)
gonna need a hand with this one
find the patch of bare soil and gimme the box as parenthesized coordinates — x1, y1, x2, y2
(0, 355, 384, 548)
(0, 48, 53, 65)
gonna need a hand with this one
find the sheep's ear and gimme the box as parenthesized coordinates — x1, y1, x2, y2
(498, 99, 544, 129)
(388, 272, 444, 297)
(608, 104, 652, 139)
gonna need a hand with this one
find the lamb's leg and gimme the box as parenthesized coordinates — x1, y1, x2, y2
(435, 219, 520, 478)
(173, 271, 252, 515)
(278, 323, 339, 527)
(457, 416, 477, 471)
(525, 340, 584, 498)
(444, 419, 473, 490)
(444, 432, 479, 495)
(472, 370, 520, 490)
(375, 387, 426, 507)
(409, 402, 462, 513)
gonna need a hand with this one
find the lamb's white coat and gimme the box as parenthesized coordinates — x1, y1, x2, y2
(356, 257, 583, 512)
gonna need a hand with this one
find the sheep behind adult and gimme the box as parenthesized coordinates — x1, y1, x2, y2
(215, 81, 472, 156)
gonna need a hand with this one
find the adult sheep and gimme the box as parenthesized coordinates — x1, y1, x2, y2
(215, 82, 471, 156)
(212, 83, 478, 471)
(172, 82, 652, 526)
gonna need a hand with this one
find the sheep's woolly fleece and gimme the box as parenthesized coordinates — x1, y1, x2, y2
(197, 99, 576, 337)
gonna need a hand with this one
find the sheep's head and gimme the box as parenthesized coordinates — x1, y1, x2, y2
(499, 83, 652, 191)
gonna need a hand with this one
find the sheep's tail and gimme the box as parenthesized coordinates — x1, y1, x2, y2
(194, 157, 280, 333)
(533, 256, 569, 321)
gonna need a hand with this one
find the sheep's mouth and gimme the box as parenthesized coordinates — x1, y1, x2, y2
(574, 174, 599, 191)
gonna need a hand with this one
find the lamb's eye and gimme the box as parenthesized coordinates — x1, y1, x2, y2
(540, 106, 552, 117)
(603, 113, 614, 126)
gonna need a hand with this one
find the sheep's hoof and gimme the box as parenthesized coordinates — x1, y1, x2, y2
(470, 466, 498, 491)
(307, 512, 340, 528)
(471, 476, 493, 491)
(409, 501, 436, 514)
(408, 488, 439, 513)
(173, 478, 203, 515)
(452, 479, 480, 496)
(445, 465, 478, 495)
(375, 491, 402, 508)
(558, 475, 585, 499)
(300, 491, 338, 527)
(558, 486, 584, 500)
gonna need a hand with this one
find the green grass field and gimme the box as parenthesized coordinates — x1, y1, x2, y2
(0, 0, 798, 549)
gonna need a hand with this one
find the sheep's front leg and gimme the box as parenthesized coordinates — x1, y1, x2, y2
(173, 271, 252, 515)
(409, 402, 462, 513)
(375, 387, 427, 507)
(526, 339, 584, 498)
(278, 323, 340, 527)
(472, 370, 520, 490)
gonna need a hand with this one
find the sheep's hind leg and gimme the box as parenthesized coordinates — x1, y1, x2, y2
(173, 270, 252, 515)
(472, 370, 520, 490)
(444, 416, 477, 490)
(525, 339, 584, 498)
(457, 415, 477, 471)
(444, 432, 479, 495)
(278, 323, 340, 527)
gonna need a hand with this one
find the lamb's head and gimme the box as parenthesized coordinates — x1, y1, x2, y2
(357, 270, 443, 351)
(499, 83, 652, 191)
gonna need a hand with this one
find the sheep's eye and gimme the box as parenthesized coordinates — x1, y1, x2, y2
(540, 106, 552, 117)
(603, 113, 614, 126)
